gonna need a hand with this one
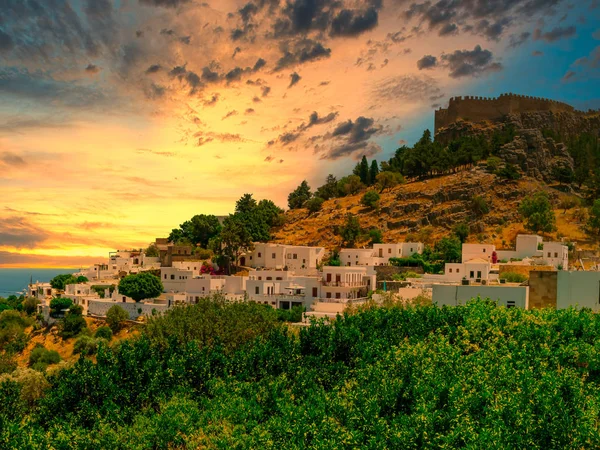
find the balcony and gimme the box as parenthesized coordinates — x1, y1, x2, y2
(315, 297, 369, 305)
(322, 281, 367, 287)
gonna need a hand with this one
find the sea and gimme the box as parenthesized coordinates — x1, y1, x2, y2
(0, 268, 78, 298)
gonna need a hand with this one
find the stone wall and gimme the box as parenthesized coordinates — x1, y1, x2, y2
(374, 265, 424, 281)
(499, 265, 555, 278)
(88, 299, 169, 319)
(528, 271, 558, 309)
(434, 93, 588, 133)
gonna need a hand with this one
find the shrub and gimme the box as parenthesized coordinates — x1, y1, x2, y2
(519, 191, 556, 234)
(369, 228, 383, 245)
(496, 163, 522, 180)
(22, 297, 40, 316)
(29, 345, 60, 370)
(306, 196, 325, 214)
(339, 214, 362, 247)
(276, 305, 305, 323)
(49, 274, 77, 291)
(471, 195, 490, 217)
(58, 306, 87, 339)
(94, 326, 113, 341)
(486, 156, 501, 171)
(361, 190, 380, 209)
(106, 305, 129, 333)
(499, 272, 528, 283)
(73, 336, 98, 356)
(49, 297, 73, 316)
(194, 248, 213, 259)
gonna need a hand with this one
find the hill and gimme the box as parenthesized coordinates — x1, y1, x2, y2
(273, 106, 599, 251)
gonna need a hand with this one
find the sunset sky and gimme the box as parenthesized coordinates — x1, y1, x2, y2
(1, 0, 599, 267)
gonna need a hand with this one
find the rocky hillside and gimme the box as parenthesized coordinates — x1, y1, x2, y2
(272, 165, 591, 252)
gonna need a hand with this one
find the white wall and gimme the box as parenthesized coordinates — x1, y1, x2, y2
(462, 244, 495, 262)
(557, 271, 600, 310)
(88, 299, 169, 319)
(161, 267, 193, 292)
(433, 284, 528, 308)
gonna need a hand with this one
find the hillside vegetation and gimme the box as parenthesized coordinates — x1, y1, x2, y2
(273, 166, 591, 251)
(2, 297, 600, 448)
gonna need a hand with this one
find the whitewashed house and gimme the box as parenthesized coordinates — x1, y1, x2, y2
(321, 266, 376, 300)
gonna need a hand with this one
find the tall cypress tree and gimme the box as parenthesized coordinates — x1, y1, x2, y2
(359, 155, 370, 185)
(369, 160, 379, 186)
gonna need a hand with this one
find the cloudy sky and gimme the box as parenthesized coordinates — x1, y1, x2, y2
(1, 0, 599, 267)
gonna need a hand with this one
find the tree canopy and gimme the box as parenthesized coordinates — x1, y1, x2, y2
(519, 191, 556, 234)
(288, 180, 312, 209)
(168, 214, 222, 247)
(118, 272, 163, 302)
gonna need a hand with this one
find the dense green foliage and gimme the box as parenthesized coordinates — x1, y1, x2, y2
(29, 345, 60, 372)
(168, 214, 222, 247)
(49, 274, 78, 291)
(306, 196, 324, 214)
(519, 191, 557, 234)
(49, 297, 73, 315)
(94, 326, 113, 341)
(339, 214, 362, 247)
(453, 222, 470, 243)
(106, 305, 129, 333)
(288, 180, 312, 209)
(58, 305, 87, 339)
(499, 272, 528, 283)
(361, 190, 380, 209)
(588, 199, 600, 234)
(0, 310, 31, 354)
(3, 298, 600, 447)
(118, 272, 163, 302)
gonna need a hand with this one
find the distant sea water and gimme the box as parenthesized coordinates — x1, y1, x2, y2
(0, 268, 78, 298)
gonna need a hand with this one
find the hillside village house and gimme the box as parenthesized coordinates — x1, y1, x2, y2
(496, 235, 568, 269)
(321, 266, 376, 300)
(239, 243, 326, 273)
(340, 243, 424, 266)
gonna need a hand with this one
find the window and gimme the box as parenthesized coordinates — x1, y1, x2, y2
(457, 269, 460, 274)
(326, 292, 332, 298)
(267, 277, 272, 280)
(335, 293, 341, 299)
(388, 248, 391, 254)
(276, 277, 282, 280)
(170, 274, 175, 280)
(477, 271, 482, 279)
(164, 274, 167, 279)
(303, 259, 306, 264)
(312, 287, 318, 297)
(255, 286, 259, 294)
(272, 253, 276, 259)
(258, 252, 261, 257)
(258, 277, 262, 280)
(554, 252, 558, 258)
(122, 297, 126, 302)
(202, 287, 205, 291)
(483, 248, 486, 253)
(250, 256, 253, 260)
(449, 268, 453, 273)
(293, 254, 298, 259)
(470, 271, 474, 278)
(506, 300, 516, 308)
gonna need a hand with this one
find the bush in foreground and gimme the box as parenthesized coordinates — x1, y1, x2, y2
(2, 298, 600, 448)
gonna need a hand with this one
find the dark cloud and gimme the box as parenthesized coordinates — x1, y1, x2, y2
(264, 155, 275, 162)
(225, 67, 244, 82)
(330, 7, 379, 37)
(314, 115, 384, 160)
(85, 64, 100, 74)
(508, 32, 531, 48)
(533, 25, 576, 42)
(307, 111, 338, 127)
(144, 83, 166, 99)
(561, 70, 577, 82)
(145, 64, 162, 74)
(0, 216, 48, 248)
(253, 58, 267, 71)
(203, 94, 219, 106)
(440, 45, 502, 78)
(417, 55, 437, 69)
(253, 96, 262, 102)
(574, 45, 600, 69)
(279, 132, 301, 144)
(0, 152, 27, 167)
(194, 131, 245, 145)
(138, 0, 191, 8)
(179, 36, 191, 45)
(222, 110, 238, 120)
(160, 28, 175, 36)
(261, 85, 271, 97)
(201, 66, 220, 83)
(288, 72, 302, 88)
(438, 23, 458, 36)
(275, 39, 331, 71)
(401, 0, 567, 40)
(245, 108, 256, 114)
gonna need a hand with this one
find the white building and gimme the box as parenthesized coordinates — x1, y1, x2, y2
(321, 266, 376, 300)
(461, 244, 496, 263)
(108, 250, 161, 274)
(340, 242, 424, 267)
(240, 243, 326, 273)
(160, 267, 195, 293)
(339, 248, 382, 266)
(245, 270, 321, 309)
(496, 234, 568, 269)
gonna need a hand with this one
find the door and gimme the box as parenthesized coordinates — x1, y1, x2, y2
(326, 273, 332, 282)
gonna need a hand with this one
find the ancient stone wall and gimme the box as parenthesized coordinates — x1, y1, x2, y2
(434, 93, 590, 134)
(528, 270, 558, 309)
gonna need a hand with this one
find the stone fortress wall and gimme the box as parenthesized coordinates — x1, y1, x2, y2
(434, 93, 596, 134)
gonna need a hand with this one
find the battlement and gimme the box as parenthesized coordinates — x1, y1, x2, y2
(434, 93, 595, 134)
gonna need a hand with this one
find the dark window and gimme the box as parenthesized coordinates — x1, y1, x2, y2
(170, 274, 175, 280)
(272, 253, 276, 259)
(477, 271, 482, 278)
(335, 293, 341, 299)
(255, 286, 259, 294)
(326, 292, 332, 298)
(312, 287, 318, 297)
(258, 252, 261, 257)
(470, 271, 474, 278)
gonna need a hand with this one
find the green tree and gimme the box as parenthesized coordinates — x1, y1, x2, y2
(369, 228, 383, 245)
(337, 175, 364, 196)
(49, 297, 73, 315)
(496, 163, 521, 180)
(22, 297, 40, 316)
(306, 196, 325, 214)
(215, 215, 254, 270)
(106, 305, 129, 333)
(587, 199, 600, 235)
(471, 195, 490, 217)
(376, 171, 403, 193)
(49, 274, 77, 291)
(315, 174, 339, 200)
(118, 272, 163, 302)
(359, 155, 370, 185)
(361, 190, 380, 209)
(94, 326, 113, 340)
(235, 193, 258, 214)
(75, 276, 88, 283)
(145, 244, 159, 257)
(288, 180, 312, 209)
(58, 305, 87, 339)
(434, 237, 462, 263)
(519, 191, 556, 234)
(453, 223, 470, 243)
(340, 214, 362, 247)
(369, 160, 379, 186)
(172, 214, 222, 248)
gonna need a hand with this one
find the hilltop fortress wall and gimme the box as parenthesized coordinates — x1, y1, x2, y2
(434, 93, 584, 133)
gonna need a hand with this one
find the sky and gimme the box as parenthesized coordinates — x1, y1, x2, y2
(0, 0, 599, 267)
